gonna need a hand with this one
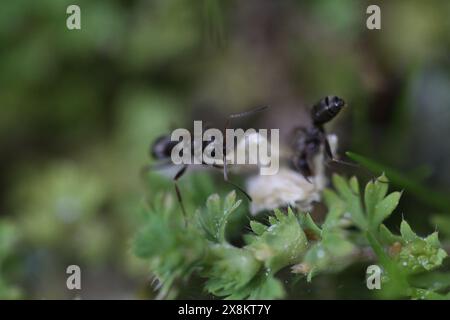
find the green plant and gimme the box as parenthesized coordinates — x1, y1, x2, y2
(133, 174, 449, 299)
(0, 221, 21, 299)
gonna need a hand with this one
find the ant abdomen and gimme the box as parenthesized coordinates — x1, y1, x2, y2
(151, 135, 177, 160)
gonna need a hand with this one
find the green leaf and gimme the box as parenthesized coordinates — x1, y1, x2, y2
(371, 191, 401, 228)
(322, 189, 345, 231)
(268, 216, 277, 225)
(364, 174, 389, 223)
(366, 232, 410, 298)
(223, 273, 285, 300)
(0, 222, 18, 263)
(346, 151, 450, 212)
(247, 209, 308, 273)
(300, 232, 355, 281)
(425, 232, 441, 247)
(397, 236, 447, 274)
(198, 191, 242, 243)
(332, 174, 367, 229)
(400, 220, 418, 243)
(246, 276, 285, 300)
(0, 221, 22, 299)
(205, 244, 261, 298)
(349, 176, 360, 194)
(133, 200, 207, 299)
(206, 194, 221, 217)
(274, 208, 285, 222)
(410, 288, 450, 300)
(250, 221, 267, 236)
(300, 213, 322, 238)
(379, 224, 402, 245)
(224, 191, 241, 215)
(411, 272, 450, 292)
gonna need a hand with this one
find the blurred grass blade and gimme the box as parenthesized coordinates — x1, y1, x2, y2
(346, 151, 450, 212)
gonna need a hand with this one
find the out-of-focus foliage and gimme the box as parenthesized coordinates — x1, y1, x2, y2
(0, 222, 21, 299)
(0, 0, 449, 299)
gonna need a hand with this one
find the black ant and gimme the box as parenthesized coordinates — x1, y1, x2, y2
(145, 106, 268, 219)
(290, 95, 354, 182)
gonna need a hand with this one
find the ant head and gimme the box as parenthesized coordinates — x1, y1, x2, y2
(312, 96, 346, 125)
(151, 135, 174, 159)
(326, 96, 345, 110)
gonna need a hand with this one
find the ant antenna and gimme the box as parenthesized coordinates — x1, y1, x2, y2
(229, 105, 269, 119)
(326, 158, 360, 168)
(174, 165, 188, 226)
(140, 161, 189, 226)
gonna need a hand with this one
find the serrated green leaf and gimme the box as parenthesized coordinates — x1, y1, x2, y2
(364, 175, 389, 224)
(206, 193, 221, 213)
(300, 213, 322, 238)
(198, 192, 242, 243)
(379, 224, 402, 245)
(332, 174, 351, 197)
(205, 245, 262, 298)
(248, 210, 307, 273)
(366, 231, 410, 298)
(250, 221, 267, 236)
(301, 232, 355, 281)
(346, 151, 450, 213)
(400, 220, 418, 242)
(411, 272, 450, 292)
(247, 276, 285, 300)
(349, 176, 360, 194)
(268, 216, 277, 225)
(425, 232, 441, 247)
(223, 191, 242, 217)
(332, 175, 367, 230)
(323, 188, 341, 208)
(322, 189, 345, 231)
(398, 238, 447, 274)
(274, 208, 285, 222)
(223, 190, 236, 211)
(243, 234, 257, 245)
(224, 273, 285, 300)
(410, 288, 450, 300)
(372, 192, 401, 228)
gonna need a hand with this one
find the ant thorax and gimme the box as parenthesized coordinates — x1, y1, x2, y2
(170, 121, 280, 175)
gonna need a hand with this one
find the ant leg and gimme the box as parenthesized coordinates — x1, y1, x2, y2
(222, 156, 252, 201)
(292, 155, 313, 184)
(323, 137, 359, 168)
(173, 165, 188, 225)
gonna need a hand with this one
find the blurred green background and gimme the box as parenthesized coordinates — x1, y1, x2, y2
(0, 0, 449, 299)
